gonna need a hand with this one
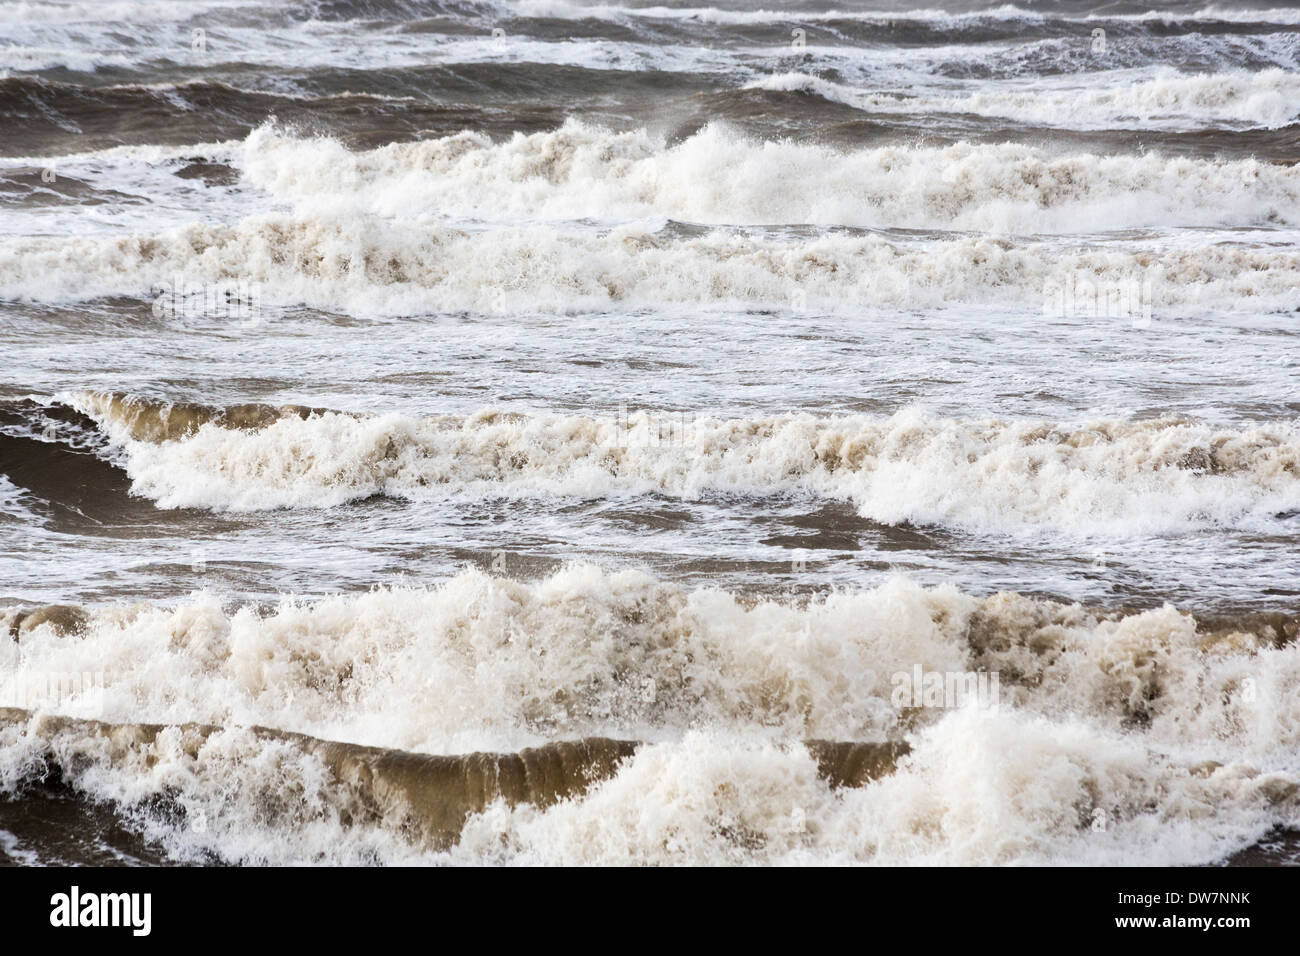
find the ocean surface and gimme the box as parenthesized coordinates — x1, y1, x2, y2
(1, 0, 1298, 865)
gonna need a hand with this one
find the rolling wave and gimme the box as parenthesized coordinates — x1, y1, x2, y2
(56, 392, 1300, 534)
(240, 122, 1300, 230)
(2, 210, 1297, 315)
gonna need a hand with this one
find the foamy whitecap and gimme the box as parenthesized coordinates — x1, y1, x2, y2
(239, 122, 1300, 231)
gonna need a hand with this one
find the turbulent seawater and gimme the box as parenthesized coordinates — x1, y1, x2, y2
(1, 0, 1298, 866)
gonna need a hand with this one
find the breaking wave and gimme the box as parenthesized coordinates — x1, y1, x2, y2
(2, 211, 1297, 315)
(2, 567, 1297, 863)
(66, 392, 1300, 534)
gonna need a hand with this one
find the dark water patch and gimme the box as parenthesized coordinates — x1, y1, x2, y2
(174, 159, 240, 186)
(0, 779, 177, 866)
(0, 169, 139, 208)
(6, 66, 1297, 161)
(0, 398, 241, 536)
(0, 68, 717, 154)
(1220, 827, 1300, 866)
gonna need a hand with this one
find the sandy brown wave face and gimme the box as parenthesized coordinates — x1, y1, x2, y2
(6, 605, 89, 641)
(72, 392, 335, 443)
(0, 708, 906, 852)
